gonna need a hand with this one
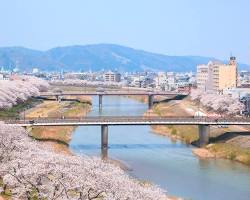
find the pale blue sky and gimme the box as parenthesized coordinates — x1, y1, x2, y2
(0, 0, 250, 63)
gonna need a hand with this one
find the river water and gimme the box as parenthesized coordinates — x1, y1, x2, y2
(69, 96, 250, 200)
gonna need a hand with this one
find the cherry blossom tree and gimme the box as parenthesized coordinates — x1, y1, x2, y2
(0, 123, 169, 200)
(190, 89, 244, 116)
(0, 76, 49, 109)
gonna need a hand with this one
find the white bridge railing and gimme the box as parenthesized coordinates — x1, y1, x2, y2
(4, 116, 250, 126)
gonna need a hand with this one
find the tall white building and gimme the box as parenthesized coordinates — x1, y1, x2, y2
(197, 57, 237, 93)
(155, 72, 177, 91)
(155, 72, 167, 90)
(166, 72, 176, 90)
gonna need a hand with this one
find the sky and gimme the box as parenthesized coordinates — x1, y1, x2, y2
(0, 0, 250, 64)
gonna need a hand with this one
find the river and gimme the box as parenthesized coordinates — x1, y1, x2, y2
(69, 96, 250, 200)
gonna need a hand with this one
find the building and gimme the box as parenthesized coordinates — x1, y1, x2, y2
(196, 57, 237, 93)
(239, 71, 250, 87)
(0, 73, 3, 80)
(166, 72, 176, 91)
(155, 72, 167, 90)
(241, 94, 250, 116)
(155, 72, 178, 91)
(104, 71, 121, 82)
(32, 68, 39, 74)
(196, 64, 210, 91)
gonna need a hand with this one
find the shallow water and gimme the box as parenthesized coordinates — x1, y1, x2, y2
(69, 96, 250, 200)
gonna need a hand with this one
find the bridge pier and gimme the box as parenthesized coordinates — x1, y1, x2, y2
(99, 95, 103, 110)
(148, 94, 154, 109)
(198, 125, 210, 147)
(101, 125, 108, 159)
(101, 125, 108, 149)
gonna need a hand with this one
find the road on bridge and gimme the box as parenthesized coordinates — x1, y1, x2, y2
(4, 116, 250, 126)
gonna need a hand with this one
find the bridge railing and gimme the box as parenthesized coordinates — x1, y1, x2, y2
(39, 91, 189, 96)
(4, 116, 250, 125)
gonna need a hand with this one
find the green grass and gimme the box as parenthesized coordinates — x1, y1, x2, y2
(208, 143, 250, 165)
(171, 128, 177, 135)
(174, 125, 198, 144)
(152, 106, 163, 116)
(0, 177, 11, 199)
(0, 98, 41, 119)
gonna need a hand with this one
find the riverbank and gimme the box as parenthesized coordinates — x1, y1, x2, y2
(9, 89, 176, 200)
(147, 97, 250, 166)
(25, 96, 92, 154)
(0, 98, 42, 119)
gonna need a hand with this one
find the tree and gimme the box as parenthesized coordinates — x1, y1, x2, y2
(0, 123, 169, 200)
(0, 76, 49, 109)
(190, 89, 244, 116)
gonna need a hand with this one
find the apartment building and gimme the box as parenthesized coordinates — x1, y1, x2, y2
(104, 71, 121, 82)
(197, 57, 237, 92)
(155, 72, 167, 90)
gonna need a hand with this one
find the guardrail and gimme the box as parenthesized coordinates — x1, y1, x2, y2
(4, 116, 250, 126)
(39, 92, 188, 96)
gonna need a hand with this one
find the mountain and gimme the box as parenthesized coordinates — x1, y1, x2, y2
(0, 44, 248, 72)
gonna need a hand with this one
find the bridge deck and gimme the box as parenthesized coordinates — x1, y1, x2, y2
(39, 91, 188, 96)
(4, 116, 250, 126)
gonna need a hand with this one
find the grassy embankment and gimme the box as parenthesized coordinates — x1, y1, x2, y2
(25, 96, 91, 154)
(0, 98, 41, 119)
(148, 97, 250, 165)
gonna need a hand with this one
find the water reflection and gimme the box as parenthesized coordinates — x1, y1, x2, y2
(198, 159, 210, 169)
(101, 147, 108, 160)
(71, 143, 189, 150)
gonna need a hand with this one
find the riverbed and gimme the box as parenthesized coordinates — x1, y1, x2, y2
(69, 96, 250, 200)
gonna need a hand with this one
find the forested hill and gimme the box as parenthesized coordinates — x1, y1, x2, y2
(0, 44, 248, 72)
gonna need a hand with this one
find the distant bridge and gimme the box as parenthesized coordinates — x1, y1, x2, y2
(38, 91, 188, 109)
(5, 116, 250, 149)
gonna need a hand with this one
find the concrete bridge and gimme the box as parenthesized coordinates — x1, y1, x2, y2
(5, 116, 250, 149)
(38, 91, 188, 109)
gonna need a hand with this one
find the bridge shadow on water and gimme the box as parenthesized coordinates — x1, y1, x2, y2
(71, 143, 190, 150)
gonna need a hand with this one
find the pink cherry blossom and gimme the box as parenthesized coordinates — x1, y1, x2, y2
(0, 123, 169, 199)
(190, 89, 244, 116)
(0, 76, 49, 109)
